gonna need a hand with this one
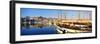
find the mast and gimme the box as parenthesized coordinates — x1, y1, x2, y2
(77, 10, 80, 22)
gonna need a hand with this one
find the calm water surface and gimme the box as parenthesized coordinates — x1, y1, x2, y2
(21, 25, 58, 35)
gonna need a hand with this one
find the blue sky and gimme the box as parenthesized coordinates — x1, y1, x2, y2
(21, 8, 91, 19)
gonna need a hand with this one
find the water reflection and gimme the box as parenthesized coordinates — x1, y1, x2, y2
(21, 23, 58, 35)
